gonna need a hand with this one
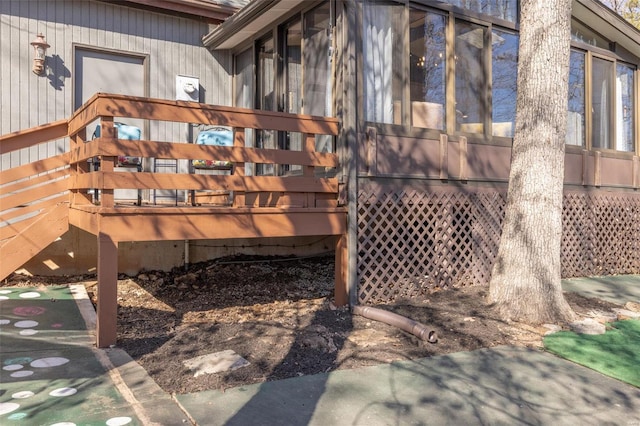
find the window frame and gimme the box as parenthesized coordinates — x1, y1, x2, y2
(359, 0, 519, 146)
(230, 1, 337, 175)
(567, 20, 638, 156)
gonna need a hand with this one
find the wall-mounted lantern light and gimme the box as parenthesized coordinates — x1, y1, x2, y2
(30, 33, 50, 75)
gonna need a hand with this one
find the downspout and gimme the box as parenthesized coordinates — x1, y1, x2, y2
(352, 305, 438, 343)
(343, 0, 436, 344)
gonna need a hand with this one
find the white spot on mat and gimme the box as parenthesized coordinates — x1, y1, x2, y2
(19, 329, 38, 336)
(0, 290, 12, 294)
(0, 296, 8, 301)
(183, 350, 250, 377)
(3, 364, 23, 371)
(11, 370, 34, 378)
(11, 391, 35, 399)
(14, 320, 38, 328)
(31, 357, 69, 368)
(7, 412, 28, 420)
(49, 387, 77, 397)
(0, 402, 20, 415)
(50, 423, 77, 426)
(0, 319, 11, 325)
(19, 292, 41, 299)
(106, 417, 133, 426)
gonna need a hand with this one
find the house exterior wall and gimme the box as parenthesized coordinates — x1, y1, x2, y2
(0, 0, 232, 170)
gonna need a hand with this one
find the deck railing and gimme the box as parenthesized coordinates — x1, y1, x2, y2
(67, 93, 341, 209)
(0, 120, 70, 239)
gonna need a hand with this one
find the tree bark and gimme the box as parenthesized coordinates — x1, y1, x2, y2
(489, 0, 576, 324)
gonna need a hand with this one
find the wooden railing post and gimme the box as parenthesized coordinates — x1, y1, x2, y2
(70, 128, 92, 205)
(334, 233, 348, 306)
(233, 127, 246, 207)
(99, 118, 116, 207)
(304, 133, 317, 208)
(96, 232, 118, 348)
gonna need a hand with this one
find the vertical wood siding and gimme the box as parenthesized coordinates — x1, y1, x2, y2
(1, 0, 232, 169)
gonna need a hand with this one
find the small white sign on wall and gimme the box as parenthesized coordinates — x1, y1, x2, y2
(176, 75, 199, 101)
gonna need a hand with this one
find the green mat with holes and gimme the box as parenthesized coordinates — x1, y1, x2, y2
(544, 320, 640, 388)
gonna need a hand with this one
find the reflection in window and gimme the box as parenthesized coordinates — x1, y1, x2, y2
(235, 48, 255, 175)
(616, 64, 635, 152)
(256, 37, 275, 175)
(439, 0, 518, 22)
(410, 10, 446, 130)
(456, 20, 485, 134)
(282, 19, 303, 176)
(566, 50, 585, 146)
(303, 2, 334, 156)
(571, 19, 610, 50)
(491, 29, 518, 137)
(363, 2, 403, 124)
(591, 57, 614, 150)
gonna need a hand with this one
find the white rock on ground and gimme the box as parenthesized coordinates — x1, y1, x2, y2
(541, 324, 562, 335)
(569, 318, 606, 335)
(183, 350, 250, 377)
(624, 302, 640, 312)
(613, 309, 640, 320)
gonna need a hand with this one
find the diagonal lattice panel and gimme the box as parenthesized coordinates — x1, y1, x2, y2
(358, 187, 640, 305)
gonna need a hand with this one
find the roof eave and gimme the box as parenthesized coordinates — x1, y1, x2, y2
(202, 0, 281, 49)
(116, 0, 240, 24)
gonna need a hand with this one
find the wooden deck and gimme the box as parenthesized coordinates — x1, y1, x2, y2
(1, 93, 347, 347)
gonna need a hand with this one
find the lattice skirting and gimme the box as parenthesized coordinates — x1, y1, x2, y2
(357, 187, 640, 304)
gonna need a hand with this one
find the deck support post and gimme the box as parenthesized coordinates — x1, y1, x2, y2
(96, 232, 118, 348)
(334, 233, 348, 306)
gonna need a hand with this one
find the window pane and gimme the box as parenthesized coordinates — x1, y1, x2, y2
(283, 19, 303, 176)
(257, 38, 275, 111)
(304, 3, 332, 118)
(571, 19, 610, 50)
(616, 63, 635, 152)
(234, 48, 253, 109)
(439, 0, 518, 23)
(257, 37, 276, 175)
(591, 57, 614, 149)
(566, 50, 585, 146)
(491, 29, 518, 137)
(456, 20, 485, 134)
(363, 2, 403, 124)
(410, 10, 446, 130)
(286, 21, 302, 115)
(235, 48, 255, 175)
(304, 2, 334, 157)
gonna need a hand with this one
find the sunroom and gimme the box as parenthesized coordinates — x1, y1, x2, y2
(209, 0, 640, 304)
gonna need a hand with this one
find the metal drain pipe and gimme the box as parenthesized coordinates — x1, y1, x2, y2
(352, 305, 438, 343)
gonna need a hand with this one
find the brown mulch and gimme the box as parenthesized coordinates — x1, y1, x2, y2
(3, 254, 622, 395)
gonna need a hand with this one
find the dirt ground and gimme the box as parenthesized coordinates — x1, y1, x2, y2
(4, 254, 622, 395)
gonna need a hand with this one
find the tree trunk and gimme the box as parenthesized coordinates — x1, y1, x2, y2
(489, 0, 576, 324)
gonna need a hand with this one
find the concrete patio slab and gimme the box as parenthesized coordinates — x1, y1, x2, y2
(175, 346, 640, 426)
(563, 275, 640, 305)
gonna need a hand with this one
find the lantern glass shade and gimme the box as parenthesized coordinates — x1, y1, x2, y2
(30, 33, 49, 75)
(30, 33, 49, 59)
(35, 46, 46, 60)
